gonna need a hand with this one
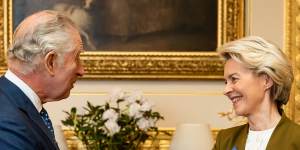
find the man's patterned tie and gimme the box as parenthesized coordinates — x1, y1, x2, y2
(40, 107, 56, 140)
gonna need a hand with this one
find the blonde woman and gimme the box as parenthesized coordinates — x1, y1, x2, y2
(213, 36, 300, 150)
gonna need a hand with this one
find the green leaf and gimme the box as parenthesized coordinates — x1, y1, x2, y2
(71, 107, 77, 114)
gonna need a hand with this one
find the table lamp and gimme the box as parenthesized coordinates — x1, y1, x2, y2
(170, 123, 213, 150)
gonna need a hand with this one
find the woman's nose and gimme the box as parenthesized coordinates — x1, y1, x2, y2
(223, 84, 233, 96)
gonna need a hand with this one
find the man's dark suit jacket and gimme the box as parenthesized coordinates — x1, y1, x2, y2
(0, 76, 58, 149)
(213, 112, 300, 150)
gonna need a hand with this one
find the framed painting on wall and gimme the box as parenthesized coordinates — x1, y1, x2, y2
(284, 0, 300, 122)
(0, 0, 245, 79)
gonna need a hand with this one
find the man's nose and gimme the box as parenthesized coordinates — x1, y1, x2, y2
(77, 63, 85, 76)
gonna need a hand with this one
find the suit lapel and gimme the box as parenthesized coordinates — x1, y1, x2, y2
(266, 113, 287, 150)
(0, 76, 57, 147)
(232, 124, 248, 150)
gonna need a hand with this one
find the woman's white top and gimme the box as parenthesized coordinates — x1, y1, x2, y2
(245, 127, 275, 150)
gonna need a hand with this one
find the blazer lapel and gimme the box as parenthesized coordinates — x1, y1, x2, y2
(266, 113, 287, 150)
(0, 76, 57, 147)
(234, 124, 248, 150)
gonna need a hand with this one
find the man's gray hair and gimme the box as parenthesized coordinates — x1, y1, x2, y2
(8, 10, 79, 74)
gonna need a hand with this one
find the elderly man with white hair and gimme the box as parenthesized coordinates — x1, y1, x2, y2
(0, 10, 84, 149)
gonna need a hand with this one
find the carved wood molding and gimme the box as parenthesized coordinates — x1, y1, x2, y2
(63, 128, 219, 149)
(285, 0, 300, 122)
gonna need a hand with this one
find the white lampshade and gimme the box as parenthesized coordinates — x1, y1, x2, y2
(170, 123, 213, 150)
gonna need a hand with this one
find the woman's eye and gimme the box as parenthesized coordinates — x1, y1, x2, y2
(231, 77, 238, 83)
(224, 80, 228, 85)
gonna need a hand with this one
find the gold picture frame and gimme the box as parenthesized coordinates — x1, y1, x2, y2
(285, 0, 300, 122)
(0, 0, 244, 79)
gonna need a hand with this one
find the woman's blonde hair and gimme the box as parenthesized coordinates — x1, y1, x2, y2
(218, 36, 293, 108)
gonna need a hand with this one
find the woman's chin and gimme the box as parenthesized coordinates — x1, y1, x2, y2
(234, 108, 247, 116)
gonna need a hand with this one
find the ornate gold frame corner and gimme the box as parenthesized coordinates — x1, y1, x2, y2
(285, 0, 300, 122)
(1, 0, 244, 79)
(0, 0, 10, 74)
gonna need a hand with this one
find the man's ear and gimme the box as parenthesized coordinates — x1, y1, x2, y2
(44, 51, 57, 76)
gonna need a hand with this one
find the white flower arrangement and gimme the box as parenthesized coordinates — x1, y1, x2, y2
(62, 88, 164, 150)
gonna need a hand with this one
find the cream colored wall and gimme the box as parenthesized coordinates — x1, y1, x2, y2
(248, 0, 284, 48)
(45, 0, 284, 129)
(45, 80, 232, 129)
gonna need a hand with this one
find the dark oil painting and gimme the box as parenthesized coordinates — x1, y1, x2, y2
(13, 0, 218, 52)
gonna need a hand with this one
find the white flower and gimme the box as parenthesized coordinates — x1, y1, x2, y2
(148, 118, 155, 127)
(102, 109, 118, 121)
(104, 120, 120, 136)
(109, 88, 125, 102)
(125, 90, 144, 104)
(137, 118, 155, 131)
(140, 97, 148, 103)
(125, 95, 137, 104)
(128, 103, 142, 119)
(140, 101, 153, 112)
